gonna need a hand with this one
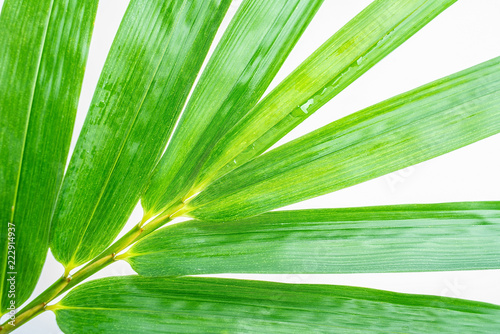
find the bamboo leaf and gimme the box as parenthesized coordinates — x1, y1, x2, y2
(126, 203, 500, 276)
(188, 0, 458, 196)
(50, 0, 231, 269)
(53, 276, 500, 333)
(142, 0, 325, 217)
(0, 0, 98, 312)
(187, 56, 500, 221)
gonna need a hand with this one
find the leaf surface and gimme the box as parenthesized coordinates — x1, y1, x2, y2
(190, 0, 458, 194)
(127, 203, 500, 276)
(50, 0, 231, 268)
(188, 56, 500, 221)
(142, 0, 325, 216)
(0, 0, 98, 311)
(54, 276, 500, 333)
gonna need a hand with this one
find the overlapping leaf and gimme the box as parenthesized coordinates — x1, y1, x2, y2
(187, 56, 500, 221)
(2, 0, 499, 332)
(54, 276, 500, 333)
(127, 202, 500, 276)
(142, 0, 325, 217)
(0, 0, 98, 311)
(50, 0, 231, 269)
(186, 0, 458, 197)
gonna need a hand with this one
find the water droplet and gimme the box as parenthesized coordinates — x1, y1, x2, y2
(321, 85, 334, 97)
(377, 31, 392, 47)
(291, 98, 314, 117)
(300, 98, 314, 114)
(98, 101, 105, 108)
(356, 57, 363, 65)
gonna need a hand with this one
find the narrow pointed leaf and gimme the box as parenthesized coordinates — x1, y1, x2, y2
(127, 203, 500, 276)
(0, 0, 98, 312)
(190, 0, 458, 193)
(50, 0, 231, 269)
(188, 56, 500, 221)
(142, 0, 324, 216)
(54, 276, 500, 333)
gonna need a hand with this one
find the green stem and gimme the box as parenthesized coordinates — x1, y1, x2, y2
(0, 276, 69, 333)
(0, 216, 173, 333)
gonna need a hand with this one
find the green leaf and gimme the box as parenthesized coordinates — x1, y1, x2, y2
(187, 56, 500, 221)
(54, 276, 500, 333)
(50, 0, 231, 269)
(0, 0, 98, 312)
(189, 0, 458, 196)
(126, 202, 500, 276)
(142, 0, 325, 217)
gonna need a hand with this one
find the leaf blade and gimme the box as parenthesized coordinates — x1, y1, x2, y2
(50, 0, 231, 268)
(0, 0, 98, 311)
(188, 56, 500, 221)
(127, 202, 500, 276)
(142, 0, 325, 216)
(54, 276, 500, 333)
(190, 0, 458, 193)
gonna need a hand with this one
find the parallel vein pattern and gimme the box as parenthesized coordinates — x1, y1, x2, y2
(50, 0, 231, 268)
(188, 56, 500, 221)
(127, 203, 500, 275)
(0, 0, 98, 311)
(142, 0, 325, 218)
(189, 0, 458, 194)
(54, 276, 500, 333)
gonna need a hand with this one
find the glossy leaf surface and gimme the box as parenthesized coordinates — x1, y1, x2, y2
(50, 0, 231, 268)
(0, 0, 98, 311)
(128, 203, 500, 275)
(142, 0, 325, 216)
(191, 0, 458, 193)
(54, 276, 500, 333)
(188, 56, 500, 221)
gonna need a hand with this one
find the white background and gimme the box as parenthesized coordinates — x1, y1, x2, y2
(2, 0, 500, 332)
